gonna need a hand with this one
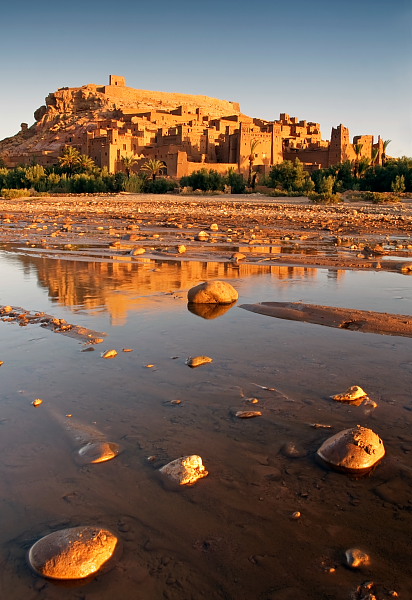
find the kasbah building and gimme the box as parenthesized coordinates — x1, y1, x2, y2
(3, 76, 385, 178)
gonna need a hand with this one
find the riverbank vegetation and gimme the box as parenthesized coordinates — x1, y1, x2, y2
(0, 146, 411, 202)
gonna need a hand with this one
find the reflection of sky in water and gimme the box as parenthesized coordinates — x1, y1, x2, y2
(0, 251, 411, 330)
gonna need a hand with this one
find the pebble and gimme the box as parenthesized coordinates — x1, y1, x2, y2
(77, 441, 120, 464)
(130, 247, 145, 256)
(209, 223, 219, 231)
(186, 356, 213, 368)
(159, 455, 208, 485)
(28, 526, 119, 580)
(32, 399, 43, 407)
(195, 231, 209, 241)
(345, 547, 370, 568)
(235, 410, 262, 418)
(331, 385, 368, 403)
(102, 349, 118, 359)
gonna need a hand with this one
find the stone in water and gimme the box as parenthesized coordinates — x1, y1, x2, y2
(102, 349, 118, 359)
(159, 455, 208, 485)
(186, 356, 213, 368)
(78, 442, 120, 464)
(331, 385, 368, 403)
(235, 411, 262, 418)
(28, 526, 119, 580)
(345, 548, 370, 568)
(187, 280, 238, 304)
(317, 425, 385, 472)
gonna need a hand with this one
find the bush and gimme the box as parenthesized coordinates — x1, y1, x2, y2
(180, 169, 225, 192)
(124, 175, 146, 193)
(144, 177, 177, 194)
(1, 188, 35, 199)
(268, 159, 314, 193)
(308, 192, 342, 204)
(226, 170, 246, 194)
(267, 189, 307, 197)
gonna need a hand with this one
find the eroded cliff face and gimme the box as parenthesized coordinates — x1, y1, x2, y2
(0, 81, 240, 163)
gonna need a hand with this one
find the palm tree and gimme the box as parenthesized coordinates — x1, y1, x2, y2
(357, 157, 370, 179)
(58, 146, 81, 174)
(121, 154, 138, 179)
(141, 158, 166, 181)
(371, 147, 379, 166)
(382, 140, 391, 166)
(77, 154, 96, 174)
(248, 139, 260, 186)
(352, 143, 363, 178)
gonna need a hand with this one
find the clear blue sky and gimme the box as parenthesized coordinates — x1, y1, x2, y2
(1, 0, 411, 157)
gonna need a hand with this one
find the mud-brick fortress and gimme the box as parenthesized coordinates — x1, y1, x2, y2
(1, 76, 385, 177)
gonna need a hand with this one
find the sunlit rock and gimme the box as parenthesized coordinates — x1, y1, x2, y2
(187, 301, 235, 320)
(159, 455, 208, 485)
(235, 410, 262, 418)
(331, 385, 368, 403)
(317, 425, 385, 472)
(130, 247, 145, 256)
(195, 230, 210, 241)
(345, 548, 371, 568)
(209, 223, 219, 231)
(177, 244, 186, 254)
(187, 280, 238, 304)
(28, 526, 119, 580)
(186, 355, 213, 368)
(77, 441, 120, 464)
(102, 349, 118, 359)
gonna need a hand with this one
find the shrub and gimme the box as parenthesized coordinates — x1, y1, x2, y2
(144, 177, 177, 194)
(268, 159, 314, 193)
(1, 188, 34, 199)
(308, 192, 342, 204)
(124, 175, 146, 193)
(226, 170, 246, 193)
(180, 169, 225, 192)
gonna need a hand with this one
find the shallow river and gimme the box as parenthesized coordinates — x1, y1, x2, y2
(0, 249, 411, 600)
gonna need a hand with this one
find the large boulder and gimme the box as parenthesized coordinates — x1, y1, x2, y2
(28, 526, 119, 580)
(317, 425, 385, 473)
(187, 281, 238, 304)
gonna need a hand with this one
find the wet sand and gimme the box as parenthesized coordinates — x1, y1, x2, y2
(0, 194, 411, 600)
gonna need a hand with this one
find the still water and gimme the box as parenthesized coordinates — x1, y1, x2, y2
(0, 249, 411, 600)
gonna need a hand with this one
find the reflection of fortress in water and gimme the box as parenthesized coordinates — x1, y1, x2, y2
(14, 254, 345, 325)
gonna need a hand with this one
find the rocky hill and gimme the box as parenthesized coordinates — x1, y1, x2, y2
(0, 76, 241, 164)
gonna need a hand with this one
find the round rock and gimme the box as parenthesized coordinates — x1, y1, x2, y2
(317, 425, 385, 472)
(77, 441, 120, 464)
(28, 526, 119, 580)
(159, 455, 208, 485)
(345, 547, 370, 569)
(187, 280, 238, 304)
